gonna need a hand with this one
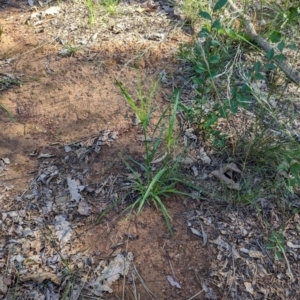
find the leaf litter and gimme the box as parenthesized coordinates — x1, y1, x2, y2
(0, 129, 134, 298)
(2, 117, 300, 299)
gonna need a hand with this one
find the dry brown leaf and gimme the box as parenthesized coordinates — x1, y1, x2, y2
(244, 282, 254, 295)
(21, 272, 62, 285)
(210, 170, 241, 190)
(248, 250, 264, 258)
(223, 162, 242, 173)
(211, 236, 231, 251)
(141, 0, 159, 11)
(135, 7, 147, 13)
(78, 200, 91, 216)
(180, 156, 196, 165)
(198, 148, 211, 165)
(287, 241, 300, 249)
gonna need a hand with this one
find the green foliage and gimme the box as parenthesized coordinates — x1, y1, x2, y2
(62, 44, 79, 57)
(267, 3, 300, 29)
(100, 0, 119, 14)
(266, 230, 285, 260)
(213, 0, 227, 12)
(85, 0, 96, 26)
(178, 0, 300, 203)
(277, 147, 300, 192)
(180, 0, 206, 25)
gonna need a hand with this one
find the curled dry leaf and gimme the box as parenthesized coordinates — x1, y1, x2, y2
(248, 250, 264, 258)
(67, 176, 82, 202)
(223, 162, 242, 173)
(2, 158, 10, 165)
(190, 227, 201, 237)
(138, 0, 159, 12)
(77, 200, 91, 216)
(42, 6, 61, 17)
(232, 246, 241, 259)
(21, 272, 62, 285)
(211, 236, 231, 251)
(90, 252, 133, 295)
(244, 282, 254, 295)
(55, 215, 72, 245)
(198, 148, 211, 165)
(180, 156, 196, 165)
(167, 275, 181, 289)
(191, 165, 198, 177)
(200, 222, 208, 246)
(38, 153, 55, 159)
(210, 170, 241, 190)
(287, 241, 300, 249)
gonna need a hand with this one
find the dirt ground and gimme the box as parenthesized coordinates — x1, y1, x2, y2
(1, 1, 300, 299)
(0, 1, 213, 299)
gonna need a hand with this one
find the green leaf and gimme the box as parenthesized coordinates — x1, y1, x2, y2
(209, 54, 220, 64)
(219, 104, 229, 118)
(265, 63, 276, 70)
(266, 48, 274, 60)
(195, 65, 206, 74)
(137, 168, 166, 214)
(290, 162, 300, 175)
(199, 11, 212, 21)
(274, 53, 286, 62)
(205, 112, 218, 128)
(265, 243, 274, 250)
(213, 0, 228, 12)
(269, 31, 281, 43)
(277, 163, 288, 172)
(275, 250, 282, 260)
(211, 39, 220, 47)
(277, 41, 285, 52)
(198, 27, 210, 37)
(253, 61, 262, 72)
(115, 79, 140, 118)
(287, 43, 297, 50)
(288, 7, 299, 22)
(212, 19, 222, 30)
(254, 72, 265, 80)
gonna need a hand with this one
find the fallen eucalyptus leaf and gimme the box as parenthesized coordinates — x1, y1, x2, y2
(167, 275, 181, 289)
(190, 227, 201, 237)
(21, 272, 62, 285)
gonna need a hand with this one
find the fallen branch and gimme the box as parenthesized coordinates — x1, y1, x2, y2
(227, 0, 300, 86)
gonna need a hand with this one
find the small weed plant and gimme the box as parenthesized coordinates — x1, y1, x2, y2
(62, 44, 79, 57)
(100, 0, 119, 15)
(85, 0, 96, 26)
(116, 79, 201, 233)
(266, 229, 294, 280)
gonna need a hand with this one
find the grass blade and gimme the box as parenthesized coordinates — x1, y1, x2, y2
(137, 168, 166, 213)
(115, 79, 140, 117)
